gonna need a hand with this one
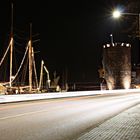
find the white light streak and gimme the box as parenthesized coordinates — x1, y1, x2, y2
(1, 89, 140, 103)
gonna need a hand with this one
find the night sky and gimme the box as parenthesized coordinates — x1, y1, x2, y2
(0, 0, 140, 85)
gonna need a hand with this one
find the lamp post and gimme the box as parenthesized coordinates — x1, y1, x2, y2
(112, 9, 140, 88)
(112, 9, 140, 39)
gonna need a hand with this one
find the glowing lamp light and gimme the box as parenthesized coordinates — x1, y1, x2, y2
(113, 10, 121, 18)
(123, 76, 131, 89)
(107, 76, 115, 90)
(107, 83, 113, 90)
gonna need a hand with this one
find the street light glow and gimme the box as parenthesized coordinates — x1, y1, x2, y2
(113, 10, 121, 18)
(112, 8, 140, 39)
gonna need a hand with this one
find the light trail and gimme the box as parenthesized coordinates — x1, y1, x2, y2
(0, 88, 140, 104)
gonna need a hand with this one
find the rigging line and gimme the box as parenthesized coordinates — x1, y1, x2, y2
(14, 48, 26, 54)
(44, 65, 50, 88)
(34, 51, 40, 54)
(14, 34, 28, 41)
(2, 56, 9, 82)
(32, 33, 40, 37)
(32, 39, 40, 43)
(32, 47, 39, 89)
(0, 39, 12, 67)
(20, 55, 28, 85)
(14, 28, 29, 38)
(14, 28, 39, 39)
(39, 60, 44, 90)
(44, 65, 50, 78)
(14, 40, 26, 47)
(11, 43, 29, 83)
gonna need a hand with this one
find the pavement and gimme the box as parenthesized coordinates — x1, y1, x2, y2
(76, 103, 140, 140)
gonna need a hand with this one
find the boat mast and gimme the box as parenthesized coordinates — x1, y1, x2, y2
(39, 60, 51, 91)
(32, 47, 39, 89)
(39, 60, 44, 91)
(44, 65, 50, 88)
(9, 3, 14, 88)
(29, 23, 33, 92)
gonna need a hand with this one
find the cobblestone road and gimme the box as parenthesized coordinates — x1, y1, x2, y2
(76, 103, 140, 140)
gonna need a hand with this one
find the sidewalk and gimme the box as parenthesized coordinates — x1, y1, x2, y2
(76, 104, 140, 140)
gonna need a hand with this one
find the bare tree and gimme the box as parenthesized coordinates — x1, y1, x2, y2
(121, 1, 140, 38)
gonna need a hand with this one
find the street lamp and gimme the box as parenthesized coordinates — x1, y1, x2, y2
(113, 10, 121, 18)
(112, 9, 140, 88)
(112, 9, 140, 39)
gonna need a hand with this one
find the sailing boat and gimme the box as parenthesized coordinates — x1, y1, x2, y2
(0, 3, 51, 94)
(0, 25, 51, 94)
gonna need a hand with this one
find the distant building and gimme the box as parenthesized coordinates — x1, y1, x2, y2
(135, 65, 140, 83)
(131, 64, 140, 88)
(102, 43, 131, 90)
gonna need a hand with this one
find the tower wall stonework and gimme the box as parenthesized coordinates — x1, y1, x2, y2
(102, 43, 131, 90)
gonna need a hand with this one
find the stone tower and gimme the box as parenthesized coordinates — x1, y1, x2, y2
(102, 43, 131, 90)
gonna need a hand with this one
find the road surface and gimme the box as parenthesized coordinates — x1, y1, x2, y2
(0, 92, 140, 140)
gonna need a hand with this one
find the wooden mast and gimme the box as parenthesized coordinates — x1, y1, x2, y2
(44, 65, 50, 88)
(29, 23, 33, 92)
(39, 60, 44, 91)
(9, 3, 14, 88)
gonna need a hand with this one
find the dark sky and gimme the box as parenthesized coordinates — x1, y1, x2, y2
(0, 0, 140, 84)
